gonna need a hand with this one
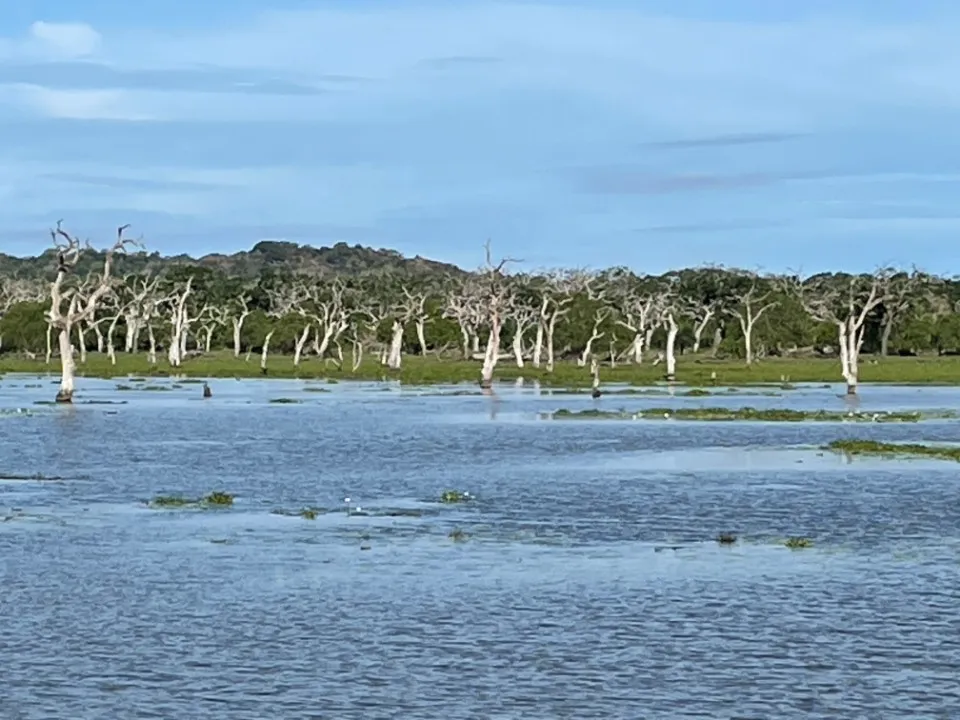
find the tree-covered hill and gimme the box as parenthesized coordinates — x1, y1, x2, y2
(0, 239, 465, 280)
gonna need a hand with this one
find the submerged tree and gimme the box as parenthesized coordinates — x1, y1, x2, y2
(47, 222, 141, 402)
(789, 269, 893, 395)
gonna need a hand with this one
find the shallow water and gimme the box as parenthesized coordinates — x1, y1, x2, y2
(2, 376, 960, 718)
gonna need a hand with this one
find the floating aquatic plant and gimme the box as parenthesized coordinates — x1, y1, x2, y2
(826, 439, 960, 462)
(784, 537, 813, 549)
(716, 532, 737, 545)
(440, 490, 472, 504)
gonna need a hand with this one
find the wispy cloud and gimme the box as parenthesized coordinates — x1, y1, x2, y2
(646, 132, 806, 149)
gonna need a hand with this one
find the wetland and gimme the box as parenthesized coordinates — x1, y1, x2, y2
(2, 375, 959, 718)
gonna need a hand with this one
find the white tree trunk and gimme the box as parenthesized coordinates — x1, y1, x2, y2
(45, 323, 53, 364)
(480, 322, 501, 387)
(56, 326, 76, 402)
(147, 325, 157, 364)
(632, 333, 644, 363)
(545, 314, 558, 372)
(387, 321, 403, 369)
(415, 320, 427, 355)
(293, 325, 311, 366)
(76, 325, 87, 364)
(665, 314, 678, 380)
(261, 330, 275, 371)
(532, 322, 544, 368)
(232, 314, 248, 358)
(692, 310, 713, 354)
(107, 315, 121, 365)
(512, 329, 525, 368)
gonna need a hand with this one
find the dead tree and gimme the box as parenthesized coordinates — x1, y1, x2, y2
(534, 270, 583, 371)
(789, 270, 892, 394)
(229, 292, 253, 358)
(261, 285, 303, 372)
(443, 279, 483, 360)
(477, 241, 519, 388)
(47, 221, 140, 402)
(725, 271, 778, 365)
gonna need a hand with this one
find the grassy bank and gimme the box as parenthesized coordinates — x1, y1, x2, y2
(2, 352, 960, 386)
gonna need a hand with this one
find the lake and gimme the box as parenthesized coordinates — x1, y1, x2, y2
(1, 377, 959, 718)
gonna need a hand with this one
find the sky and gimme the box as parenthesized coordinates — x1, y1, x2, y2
(2, 0, 960, 274)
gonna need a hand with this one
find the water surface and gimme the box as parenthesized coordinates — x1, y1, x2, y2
(1, 377, 959, 718)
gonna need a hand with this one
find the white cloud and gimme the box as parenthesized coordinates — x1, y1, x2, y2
(28, 21, 101, 58)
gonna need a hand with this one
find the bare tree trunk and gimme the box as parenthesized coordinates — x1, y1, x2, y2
(480, 322, 501, 387)
(56, 327, 75, 403)
(711, 324, 723, 358)
(387, 321, 403, 369)
(512, 329, 525, 368)
(415, 320, 427, 356)
(351, 339, 363, 372)
(76, 325, 87, 364)
(147, 325, 157, 364)
(45, 323, 53, 364)
(692, 311, 713, 354)
(293, 325, 311, 366)
(107, 315, 121, 365)
(545, 314, 558, 372)
(532, 322, 544, 368)
(880, 318, 893, 357)
(458, 325, 471, 360)
(93, 324, 104, 353)
(665, 313, 678, 381)
(261, 330, 275, 371)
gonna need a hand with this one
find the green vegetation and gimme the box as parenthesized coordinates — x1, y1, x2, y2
(149, 491, 235, 509)
(6, 235, 960, 399)
(543, 407, 943, 422)
(784, 537, 814, 549)
(439, 490, 472, 503)
(826, 439, 960, 462)
(5, 351, 960, 387)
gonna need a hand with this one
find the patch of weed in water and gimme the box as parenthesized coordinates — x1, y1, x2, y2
(826, 439, 960, 462)
(149, 491, 235, 509)
(543, 407, 944, 423)
(439, 489, 473, 504)
(269, 398, 302, 404)
(784, 537, 814, 549)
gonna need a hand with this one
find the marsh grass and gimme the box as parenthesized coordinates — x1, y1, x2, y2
(826, 439, 960, 462)
(4, 351, 960, 386)
(544, 407, 940, 422)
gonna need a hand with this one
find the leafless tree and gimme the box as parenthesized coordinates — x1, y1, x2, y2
(47, 221, 140, 402)
(788, 269, 893, 394)
(725, 271, 778, 365)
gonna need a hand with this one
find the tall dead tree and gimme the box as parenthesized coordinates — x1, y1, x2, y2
(477, 241, 519, 388)
(789, 270, 892, 395)
(47, 221, 139, 402)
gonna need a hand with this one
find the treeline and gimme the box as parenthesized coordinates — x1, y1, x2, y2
(1, 237, 957, 370)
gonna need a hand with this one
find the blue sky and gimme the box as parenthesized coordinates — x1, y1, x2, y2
(2, 0, 960, 274)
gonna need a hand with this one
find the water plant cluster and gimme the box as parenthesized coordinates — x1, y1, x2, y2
(542, 407, 940, 423)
